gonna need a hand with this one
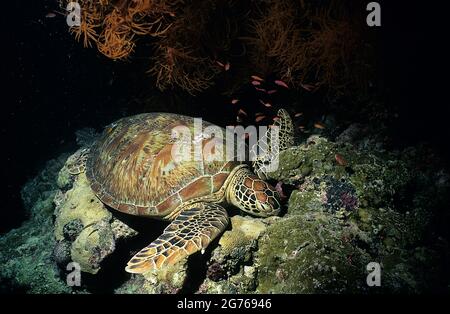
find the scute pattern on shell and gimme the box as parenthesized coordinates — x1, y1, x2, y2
(86, 113, 237, 217)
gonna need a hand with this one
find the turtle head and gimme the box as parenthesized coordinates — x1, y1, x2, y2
(227, 166, 281, 217)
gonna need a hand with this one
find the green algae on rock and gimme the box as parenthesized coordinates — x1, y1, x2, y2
(0, 155, 71, 293)
(1, 131, 448, 294)
(256, 213, 370, 293)
(261, 135, 449, 293)
(54, 154, 138, 275)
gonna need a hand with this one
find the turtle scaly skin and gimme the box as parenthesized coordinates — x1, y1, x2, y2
(68, 110, 294, 274)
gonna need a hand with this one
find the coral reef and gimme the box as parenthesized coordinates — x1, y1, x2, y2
(257, 213, 370, 293)
(1, 127, 448, 293)
(203, 216, 268, 293)
(0, 155, 71, 293)
(54, 155, 138, 274)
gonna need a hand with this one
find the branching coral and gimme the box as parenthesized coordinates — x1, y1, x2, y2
(62, 0, 232, 94)
(97, 8, 136, 59)
(62, 0, 175, 59)
(147, 0, 232, 94)
(62, 0, 373, 97)
(246, 0, 371, 96)
(69, 1, 102, 48)
(149, 44, 215, 94)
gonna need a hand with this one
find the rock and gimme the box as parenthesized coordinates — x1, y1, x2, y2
(53, 154, 139, 274)
(63, 219, 84, 241)
(260, 135, 448, 293)
(57, 162, 73, 190)
(219, 216, 266, 256)
(256, 213, 370, 293)
(207, 216, 266, 279)
(116, 260, 188, 294)
(336, 123, 363, 144)
(70, 220, 116, 275)
(197, 278, 238, 294)
(111, 218, 138, 240)
(142, 261, 188, 293)
(2, 130, 448, 294)
(54, 173, 111, 242)
(20, 155, 70, 218)
(53, 172, 114, 274)
(269, 135, 411, 216)
(52, 240, 72, 267)
(0, 155, 72, 293)
(200, 216, 267, 293)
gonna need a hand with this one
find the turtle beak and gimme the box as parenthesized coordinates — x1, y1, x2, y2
(256, 197, 281, 217)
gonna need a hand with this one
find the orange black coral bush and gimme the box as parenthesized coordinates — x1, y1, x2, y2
(62, 0, 373, 97)
(63, 0, 176, 59)
(247, 0, 371, 96)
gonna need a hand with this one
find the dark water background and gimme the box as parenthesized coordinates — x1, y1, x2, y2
(2, 0, 449, 234)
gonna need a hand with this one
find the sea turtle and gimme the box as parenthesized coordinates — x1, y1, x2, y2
(67, 109, 294, 274)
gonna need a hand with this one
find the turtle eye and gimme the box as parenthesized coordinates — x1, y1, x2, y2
(255, 200, 279, 216)
(254, 191, 280, 216)
(267, 197, 281, 213)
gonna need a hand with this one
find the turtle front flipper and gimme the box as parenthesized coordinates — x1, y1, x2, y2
(252, 109, 294, 179)
(275, 108, 295, 151)
(125, 203, 229, 274)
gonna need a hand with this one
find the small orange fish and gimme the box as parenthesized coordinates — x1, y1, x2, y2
(252, 80, 261, 86)
(231, 99, 239, 104)
(45, 12, 56, 18)
(251, 75, 264, 82)
(241, 133, 250, 140)
(267, 89, 277, 94)
(259, 99, 272, 108)
(335, 153, 347, 166)
(216, 61, 225, 67)
(300, 83, 315, 91)
(272, 116, 281, 121)
(274, 80, 289, 89)
(238, 109, 248, 117)
(255, 87, 267, 92)
(314, 122, 326, 129)
(255, 112, 264, 116)
(294, 112, 303, 117)
(224, 62, 230, 71)
(255, 115, 266, 122)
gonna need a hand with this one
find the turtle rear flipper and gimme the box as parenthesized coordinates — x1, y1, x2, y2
(125, 203, 229, 273)
(67, 148, 90, 175)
